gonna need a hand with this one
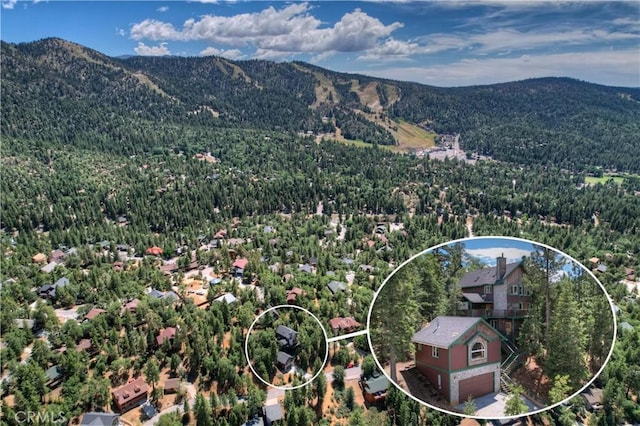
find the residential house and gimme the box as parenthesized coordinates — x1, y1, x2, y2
(145, 246, 163, 256)
(45, 365, 64, 389)
(328, 317, 361, 334)
(49, 249, 65, 264)
(581, 387, 604, 411)
(233, 257, 249, 277)
(76, 338, 99, 356)
(214, 293, 238, 305)
(298, 264, 313, 274)
(286, 287, 307, 304)
(276, 351, 294, 372)
(84, 308, 106, 321)
(275, 325, 298, 350)
(263, 403, 284, 426)
(327, 280, 347, 295)
(32, 253, 47, 264)
(112, 377, 148, 413)
(156, 327, 177, 346)
(38, 277, 70, 299)
(458, 255, 530, 339)
(412, 316, 502, 406)
(163, 378, 182, 394)
(360, 373, 390, 404)
(80, 412, 120, 426)
(122, 298, 140, 314)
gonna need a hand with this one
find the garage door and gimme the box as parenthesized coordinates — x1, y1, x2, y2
(459, 372, 494, 402)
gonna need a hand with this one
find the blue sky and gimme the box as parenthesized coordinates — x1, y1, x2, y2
(1, 1, 638, 87)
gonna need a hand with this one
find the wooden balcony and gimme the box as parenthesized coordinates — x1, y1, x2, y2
(464, 309, 529, 319)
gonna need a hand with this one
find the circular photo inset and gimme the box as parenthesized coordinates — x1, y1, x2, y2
(367, 236, 616, 419)
(245, 305, 328, 390)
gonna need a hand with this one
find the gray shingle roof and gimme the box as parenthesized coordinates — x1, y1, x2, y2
(276, 351, 293, 365)
(263, 404, 284, 422)
(80, 413, 119, 426)
(412, 316, 483, 348)
(458, 262, 521, 288)
(275, 325, 297, 347)
(327, 280, 347, 294)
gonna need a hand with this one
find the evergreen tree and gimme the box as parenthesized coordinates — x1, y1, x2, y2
(546, 282, 588, 386)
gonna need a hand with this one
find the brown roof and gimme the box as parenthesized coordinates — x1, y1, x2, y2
(286, 287, 306, 302)
(164, 378, 181, 392)
(112, 377, 148, 407)
(156, 327, 177, 345)
(84, 308, 106, 321)
(329, 317, 361, 331)
(145, 246, 163, 256)
(76, 338, 93, 352)
(123, 298, 140, 312)
(32, 253, 47, 264)
(232, 258, 249, 269)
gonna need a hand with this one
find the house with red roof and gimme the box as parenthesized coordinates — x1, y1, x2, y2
(145, 246, 163, 256)
(232, 257, 249, 277)
(329, 317, 362, 334)
(156, 327, 177, 346)
(84, 308, 106, 321)
(112, 377, 148, 412)
(286, 287, 307, 304)
(412, 316, 501, 406)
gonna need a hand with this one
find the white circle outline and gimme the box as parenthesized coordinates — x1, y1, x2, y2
(244, 304, 330, 390)
(366, 235, 618, 420)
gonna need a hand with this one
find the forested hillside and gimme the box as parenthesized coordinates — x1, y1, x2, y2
(2, 38, 640, 170)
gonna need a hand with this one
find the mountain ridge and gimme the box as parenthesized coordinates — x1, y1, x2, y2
(2, 37, 640, 171)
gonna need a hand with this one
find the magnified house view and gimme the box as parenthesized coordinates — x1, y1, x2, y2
(369, 237, 615, 418)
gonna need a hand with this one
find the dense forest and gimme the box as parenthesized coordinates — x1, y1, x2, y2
(2, 38, 640, 170)
(1, 37, 639, 426)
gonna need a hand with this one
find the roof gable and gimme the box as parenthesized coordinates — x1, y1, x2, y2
(459, 261, 522, 288)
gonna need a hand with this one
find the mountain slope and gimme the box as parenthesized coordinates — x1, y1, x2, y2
(2, 37, 639, 171)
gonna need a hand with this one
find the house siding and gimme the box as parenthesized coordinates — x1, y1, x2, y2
(415, 344, 449, 370)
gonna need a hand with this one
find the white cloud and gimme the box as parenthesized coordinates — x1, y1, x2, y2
(130, 3, 404, 59)
(200, 46, 245, 60)
(418, 27, 639, 56)
(157, 6, 168, 13)
(134, 42, 171, 56)
(358, 38, 430, 61)
(2, 0, 17, 9)
(115, 27, 126, 37)
(465, 247, 534, 265)
(357, 49, 640, 87)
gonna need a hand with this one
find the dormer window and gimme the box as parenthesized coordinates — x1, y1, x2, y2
(470, 341, 486, 361)
(484, 285, 492, 294)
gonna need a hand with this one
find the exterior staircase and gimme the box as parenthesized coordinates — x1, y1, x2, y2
(500, 338, 522, 393)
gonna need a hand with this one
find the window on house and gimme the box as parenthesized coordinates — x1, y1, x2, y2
(490, 319, 498, 329)
(417, 343, 422, 351)
(484, 285, 492, 294)
(470, 342, 486, 360)
(519, 302, 530, 310)
(511, 284, 519, 295)
(432, 346, 439, 358)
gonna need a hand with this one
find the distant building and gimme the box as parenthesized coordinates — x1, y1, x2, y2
(328, 317, 361, 333)
(360, 373, 390, 404)
(327, 280, 347, 295)
(581, 387, 604, 411)
(156, 327, 177, 346)
(84, 308, 106, 321)
(412, 316, 501, 406)
(286, 287, 306, 304)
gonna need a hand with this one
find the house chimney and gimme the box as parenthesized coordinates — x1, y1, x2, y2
(497, 254, 507, 279)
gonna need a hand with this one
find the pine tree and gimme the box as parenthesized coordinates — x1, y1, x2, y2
(546, 282, 588, 386)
